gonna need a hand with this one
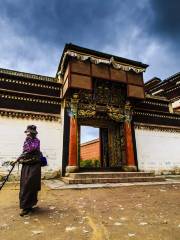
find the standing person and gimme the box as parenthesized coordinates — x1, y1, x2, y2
(11, 125, 41, 216)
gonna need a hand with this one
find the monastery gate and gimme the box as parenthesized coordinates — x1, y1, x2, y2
(59, 45, 146, 175)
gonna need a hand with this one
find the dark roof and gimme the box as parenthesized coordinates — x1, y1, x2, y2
(148, 72, 180, 92)
(164, 72, 180, 82)
(57, 43, 149, 74)
(145, 72, 180, 92)
(145, 77, 162, 92)
(145, 77, 161, 86)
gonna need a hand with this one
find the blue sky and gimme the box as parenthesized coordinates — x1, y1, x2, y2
(0, 0, 180, 82)
(81, 126, 99, 143)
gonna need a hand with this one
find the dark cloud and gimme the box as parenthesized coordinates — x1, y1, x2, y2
(1, 0, 120, 47)
(0, 0, 180, 80)
(149, 0, 180, 41)
(0, 0, 150, 50)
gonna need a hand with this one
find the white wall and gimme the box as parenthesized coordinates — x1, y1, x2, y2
(135, 127, 180, 174)
(0, 116, 63, 174)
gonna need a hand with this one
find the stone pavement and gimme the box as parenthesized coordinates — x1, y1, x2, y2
(43, 177, 180, 190)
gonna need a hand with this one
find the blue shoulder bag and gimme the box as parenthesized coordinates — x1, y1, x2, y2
(40, 152, 47, 167)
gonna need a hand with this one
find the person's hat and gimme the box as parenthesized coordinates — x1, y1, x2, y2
(24, 125, 38, 134)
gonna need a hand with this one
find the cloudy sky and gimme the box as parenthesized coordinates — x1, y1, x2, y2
(1, 0, 180, 81)
(0, 0, 180, 142)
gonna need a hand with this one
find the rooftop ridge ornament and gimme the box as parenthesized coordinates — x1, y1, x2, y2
(58, 50, 147, 76)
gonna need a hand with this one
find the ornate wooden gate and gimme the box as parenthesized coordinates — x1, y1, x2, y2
(66, 79, 130, 170)
(59, 44, 147, 174)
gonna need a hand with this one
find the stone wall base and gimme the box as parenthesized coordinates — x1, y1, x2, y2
(138, 168, 180, 175)
(66, 166, 79, 175)
(122, 165, 137, 172)
(0, 170, 61, 182)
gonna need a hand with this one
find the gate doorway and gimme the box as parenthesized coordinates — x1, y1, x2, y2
(80, 126, 100, 169)
(78, 120, 126, 171)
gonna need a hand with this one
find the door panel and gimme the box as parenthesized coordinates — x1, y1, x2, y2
(108, 124, 124, 167)
(100, 128, 109, 168)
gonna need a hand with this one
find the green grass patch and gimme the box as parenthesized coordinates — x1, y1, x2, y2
(80, 159, 100, 168)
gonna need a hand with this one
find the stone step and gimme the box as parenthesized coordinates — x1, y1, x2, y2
(68, 172, 154, 179)
(62, 176, 165, 184)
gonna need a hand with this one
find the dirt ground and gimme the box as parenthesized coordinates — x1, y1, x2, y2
(0, 182, 180, 240)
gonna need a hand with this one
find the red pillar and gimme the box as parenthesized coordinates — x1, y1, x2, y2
(68, 117, 77, 166)
(66, 117, 79, 173)
(124, 121, 137, 171)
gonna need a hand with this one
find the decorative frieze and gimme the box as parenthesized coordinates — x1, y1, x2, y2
(134, 111, 180, 120)
(0, 68, 56, 82)
(0, 109, 60, 121)
(142, 100, 168, 107)
(0, 77, 60, 90)
(166, 85, 180, 93)
(58, 50, 146, 76)
(145, 94, 168, 102)
(134, 123, 180, 133)
(0, 93, 60, 105)
(169, 96, 180, 102)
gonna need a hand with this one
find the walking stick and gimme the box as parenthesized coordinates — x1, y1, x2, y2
(0, 164, 16, 190)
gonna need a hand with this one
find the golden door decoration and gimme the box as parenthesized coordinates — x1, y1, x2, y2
(108, 123, 126, 167)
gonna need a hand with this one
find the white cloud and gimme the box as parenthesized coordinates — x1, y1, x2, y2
(80, 126, 99, 143)
(102, 23, 180, 81)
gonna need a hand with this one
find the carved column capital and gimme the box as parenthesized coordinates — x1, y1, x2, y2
(124, 101, 133, 123)
(68, 93, 79, 118)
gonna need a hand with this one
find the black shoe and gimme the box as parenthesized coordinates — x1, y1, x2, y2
(19, 208, 32, 217)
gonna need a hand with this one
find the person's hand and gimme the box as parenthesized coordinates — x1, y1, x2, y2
(18, 159, 24, 164)
(10, 160, 18, 166)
